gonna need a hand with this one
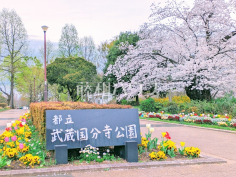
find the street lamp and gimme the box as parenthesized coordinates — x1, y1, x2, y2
(41, 25, 48, 102)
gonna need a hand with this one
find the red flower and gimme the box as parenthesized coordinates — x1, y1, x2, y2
(165, 132, 171, 139)
(19, 123, 23, 127)
(5, 127, 10, 131)
(194, 113, 198, 116)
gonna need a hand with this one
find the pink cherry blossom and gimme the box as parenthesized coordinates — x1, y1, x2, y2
(105, 0, 236, 100)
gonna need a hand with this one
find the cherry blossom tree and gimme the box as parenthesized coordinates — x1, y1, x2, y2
(106, 0, 236, 101)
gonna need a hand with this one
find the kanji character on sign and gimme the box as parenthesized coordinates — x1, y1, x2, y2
(126, 124, 137, 139)
(64, 128, 75, 142)
(65, 115, 74, 124)
(103, 124, 112, 139)
(115, 126, 125, 138)
(52, 115, 62, 125)
(51, 129, 63, 142)
(76, 128, 88, 141)
(90, 128, 101, 139)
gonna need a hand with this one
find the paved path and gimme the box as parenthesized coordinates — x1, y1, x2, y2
(70, 119, 236, 177)
(0, 109, 26, 134)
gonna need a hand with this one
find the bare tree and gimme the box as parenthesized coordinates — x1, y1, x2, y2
(58, 24, 78, 57)
(39, 40, 56, 64)
(78, 36, 97, 64)
(0, 8, 28, 108)
(96, 41, 112, 73)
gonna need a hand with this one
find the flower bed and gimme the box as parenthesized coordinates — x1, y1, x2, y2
(0, 112, 47, 169)
(138, 124, 201, 161)
(0, 112, 202, 170)
(139, 111, 236, 129)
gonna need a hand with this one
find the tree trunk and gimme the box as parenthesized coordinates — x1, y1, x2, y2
(135, 95, 139, 106)
(10, 73, 14, 109)
(168, 90, 172, 102)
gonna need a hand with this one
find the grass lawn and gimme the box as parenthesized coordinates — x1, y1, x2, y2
(0, 108, 8, 112)
(140, 117, 236, 131)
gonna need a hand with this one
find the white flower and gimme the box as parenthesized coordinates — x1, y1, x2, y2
(97, 156, 100, 159)
(97, 152, 99, 155)
(146, 124, 151, 129)
(86, 155, 89, 157)
(103, 153, 106, 156)
(7, 123, 11, 127)
(150, 128, 154, 133)
(97, 148, 99, 150)
(107, 149, 110, 153)
(22, 122, 25, 125)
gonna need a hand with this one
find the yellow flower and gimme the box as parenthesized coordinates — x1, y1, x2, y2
(228, 118, 231, 122)
(180, 142, 185, 147)
(15, 120, 20, 125)
(161, 132, 166, 137)
(24, 132, 32, 138)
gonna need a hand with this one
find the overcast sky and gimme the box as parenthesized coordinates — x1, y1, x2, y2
(1, 0, 160, 45)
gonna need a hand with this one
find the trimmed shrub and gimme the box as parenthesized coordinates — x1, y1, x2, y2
(232, 108, 236, 117)
(155, 102, 163, 112)
(165, 102, 179, 114)
(140, 98, 157, 112)
(172, 95, 191, 104)
(121, 100, 138, 106)
(153, 97, 169, 107)
(0, 103, 7, 108)
(30, 102, 132, 139)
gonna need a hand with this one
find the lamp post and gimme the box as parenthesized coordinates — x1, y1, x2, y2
(41, 26, 48, 102)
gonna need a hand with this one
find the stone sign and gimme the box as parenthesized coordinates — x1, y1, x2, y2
(46, 109, 141, 151)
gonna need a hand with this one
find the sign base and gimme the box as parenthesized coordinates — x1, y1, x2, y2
(55, 144, 68, 164)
